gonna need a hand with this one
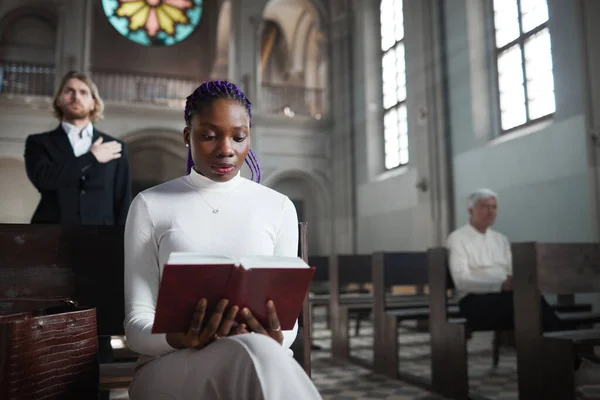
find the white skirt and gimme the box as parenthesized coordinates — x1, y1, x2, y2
(129, 334, 322, 400)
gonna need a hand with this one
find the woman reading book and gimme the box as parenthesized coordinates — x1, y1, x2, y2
(124, 81, 322, 399)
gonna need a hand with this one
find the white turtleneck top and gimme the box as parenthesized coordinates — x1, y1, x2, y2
(124, 169, 299, 359)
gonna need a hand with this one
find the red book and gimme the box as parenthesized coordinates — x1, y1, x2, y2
(152, 254, 316, 333)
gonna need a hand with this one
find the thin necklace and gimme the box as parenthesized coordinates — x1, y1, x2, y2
(193, 181, 244, 214)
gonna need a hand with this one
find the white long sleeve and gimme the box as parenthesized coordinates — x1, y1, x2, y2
(124, 194, 174, 356)
(272, 196, 299, 350)
(446, 224, 512, 299)
(124, 170, 300, 358)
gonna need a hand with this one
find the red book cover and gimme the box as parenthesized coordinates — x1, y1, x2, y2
(152, 255, 316, 334)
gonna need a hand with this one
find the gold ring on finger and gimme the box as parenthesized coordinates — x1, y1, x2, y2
(191, 326, 202, 334)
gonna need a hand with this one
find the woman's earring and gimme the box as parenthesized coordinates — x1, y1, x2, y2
(185, 143, 189, 148)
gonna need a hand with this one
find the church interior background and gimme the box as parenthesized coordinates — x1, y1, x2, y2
(1, 0, 599, 399)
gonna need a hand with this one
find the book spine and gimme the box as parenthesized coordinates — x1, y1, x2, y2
(223, 267, 241, 306)
(239, 268, 251, 311)
(225, 266, 250, 309)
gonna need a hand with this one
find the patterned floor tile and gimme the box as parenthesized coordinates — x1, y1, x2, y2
(109, 308, 599, 399)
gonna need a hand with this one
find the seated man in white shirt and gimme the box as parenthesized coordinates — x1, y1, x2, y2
(446, 188, 562, 332)
(447, 189, 600, 384)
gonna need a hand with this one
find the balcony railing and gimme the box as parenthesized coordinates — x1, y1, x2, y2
(91, 70, 200, 108)
(260, 83, 325, 119)
(0, 61, 55, 96)
(0, 62, 327, 118)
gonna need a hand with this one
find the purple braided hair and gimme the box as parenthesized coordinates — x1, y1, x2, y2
(184, 80, 261, 183)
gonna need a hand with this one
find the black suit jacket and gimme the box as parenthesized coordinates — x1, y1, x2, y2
(24, 125, 132, 225)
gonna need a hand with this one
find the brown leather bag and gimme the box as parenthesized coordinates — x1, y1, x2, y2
(0, 300, 99, 400)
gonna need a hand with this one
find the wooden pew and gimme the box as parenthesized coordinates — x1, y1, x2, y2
(295, 222, 313, 377)
(307, 256, 329, 315)
(0, 223, 313, 396)
(0, 224, 128, 397)
(329, 254, 372, 359)
(427, 247, 470, 400)
(512, 242, 600, 400)
(372, 251, 460, 380)
(306, 255, 329, 349)
(308, 256, 329, 296)
(330, 253, 450, 363)
(0, 224, 126, 336)
(428, 246, 598, 400)
(309, 255, 378, 337)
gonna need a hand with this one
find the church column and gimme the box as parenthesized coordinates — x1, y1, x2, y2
(228, 0, 267, 107)
(329, 0, 356, 253)
(227, 0, 268, 168)
(55, 0, 93, 78)
(576, 0, 600, 241)
(408, 0, 454, 246)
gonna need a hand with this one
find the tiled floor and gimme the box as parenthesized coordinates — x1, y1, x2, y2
(311, 310, 600, 400)
(110, 308, 599, 399)
(110, 349, 444, 400)
(312, 352, 445, 400)
(312, 318, 517, 399)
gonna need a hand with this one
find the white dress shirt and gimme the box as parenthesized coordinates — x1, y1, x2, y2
(446, 224, 512, 299)
(62, 121, 93, 157)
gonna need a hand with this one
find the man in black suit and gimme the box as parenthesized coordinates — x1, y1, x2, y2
(24, 71, 131, 225)
(24, 71, 132, 363)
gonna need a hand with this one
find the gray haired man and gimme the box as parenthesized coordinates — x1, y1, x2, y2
(446, 189, 600, 383)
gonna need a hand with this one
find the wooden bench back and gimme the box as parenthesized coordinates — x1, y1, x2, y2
(308, 256, 329, 283)
(372, 251, 429, 289)
(426, 248, 455, 324)
(327, 254, 371, 336)
(328, 254, 371, 309)
(0, 223, 312, 376)
(513, 242, 600, 295)
(0, 224, 125, 335)
(372, 251, 429, 324)
(297, 222, 311, 376)
(330, 254, 372, 285)
(512, 242, 600, 398)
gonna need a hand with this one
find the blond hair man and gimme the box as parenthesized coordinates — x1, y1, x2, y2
(24, 71, 131, 225)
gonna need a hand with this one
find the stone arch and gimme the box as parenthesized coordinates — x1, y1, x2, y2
(0, 158, 39, 223)
(260, 19, 289, 84)
(262, 169, 331, 255)
(0, 6, 58, 64)
(259, 0, 327, 117)
(211, 0, 231, 80)
(260, 0, 328, 34)
(121, 129, 187, 197)
(260, 0, 326, 86)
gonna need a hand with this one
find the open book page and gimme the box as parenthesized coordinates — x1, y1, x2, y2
(166, 253, 236, 265)
(166, 253, 308, 269)
(238, 255, 309, 270)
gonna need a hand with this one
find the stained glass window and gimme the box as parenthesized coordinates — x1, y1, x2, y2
(102, 0, 202, 46)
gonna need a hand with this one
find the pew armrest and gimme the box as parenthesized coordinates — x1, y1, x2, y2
(543, 329, 600, 346)
(557, 312, 600, 326)
(99, 362, 136, 391)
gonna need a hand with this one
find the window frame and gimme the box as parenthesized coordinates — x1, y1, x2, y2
(492, 0, 555, 135)
(380, 0, 409, 171)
